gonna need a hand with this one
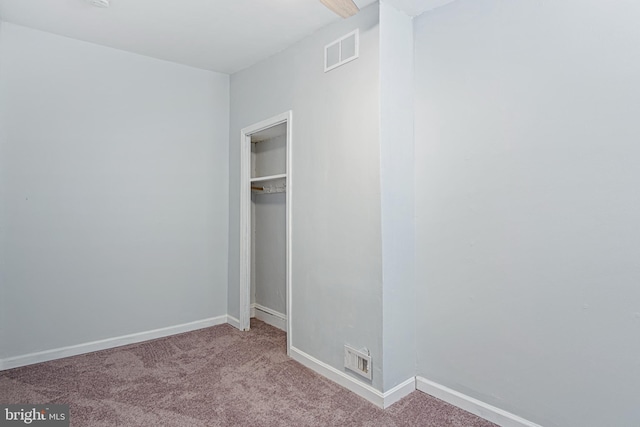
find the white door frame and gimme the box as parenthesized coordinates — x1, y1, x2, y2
(239, 110, 292, 355)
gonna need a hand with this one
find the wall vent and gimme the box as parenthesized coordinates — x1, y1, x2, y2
(324, 29, 359, 72)
(344, 344, 372, 380)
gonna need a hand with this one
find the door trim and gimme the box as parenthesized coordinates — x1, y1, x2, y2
(239, 110, 292, 356)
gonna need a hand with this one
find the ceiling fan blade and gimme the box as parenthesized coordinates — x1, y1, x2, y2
(319, 0, 360, 18)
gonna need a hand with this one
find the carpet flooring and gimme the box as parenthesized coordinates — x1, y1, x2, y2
(1, 320, 497, 426)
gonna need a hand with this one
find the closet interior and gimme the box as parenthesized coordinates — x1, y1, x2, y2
(249, 122, 287, 331)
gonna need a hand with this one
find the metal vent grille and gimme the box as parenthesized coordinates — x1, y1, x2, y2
(325, 29, 359, 72)
(344, 344, 372, 380)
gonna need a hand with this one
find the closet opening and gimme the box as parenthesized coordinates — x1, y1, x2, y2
(239, 111, 292, 355)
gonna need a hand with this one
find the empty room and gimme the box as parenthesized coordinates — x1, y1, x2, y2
(1, 0, 638, 426)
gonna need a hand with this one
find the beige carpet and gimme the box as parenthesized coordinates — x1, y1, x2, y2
(1, 320, 496, 426)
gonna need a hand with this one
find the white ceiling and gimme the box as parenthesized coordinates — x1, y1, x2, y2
(386, 0, 456, 17)
(0, 0, 454, 74)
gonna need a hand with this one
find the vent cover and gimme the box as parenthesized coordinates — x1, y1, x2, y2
(324, 29, 359, 72)
(344, 345, 372, 380)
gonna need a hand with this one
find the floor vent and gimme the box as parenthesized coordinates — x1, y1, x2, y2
(344, 345, 372, 380)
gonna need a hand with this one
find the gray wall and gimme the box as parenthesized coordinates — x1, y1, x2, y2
(414, 1, 640, 426)
(379, 1, 415, 392)
(0, 21, 5, 358)
(0, 23, 230, 359)
(229, 4, 384, 389)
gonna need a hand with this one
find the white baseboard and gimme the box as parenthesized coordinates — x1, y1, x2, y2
(251, 303, 286, 332)
(289, 346, 414, 409)
(0, 315, 227, 371)
(415, 377, 542, 427)
(1, 316, 537, 427)
(384, 377, 417, 408)
(226, 315, 241, 330)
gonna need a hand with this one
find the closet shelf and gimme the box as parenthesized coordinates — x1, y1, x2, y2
(252, 184, 286, 194)
(251, 174, 286, 194)
(251, 173, 286, 183)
